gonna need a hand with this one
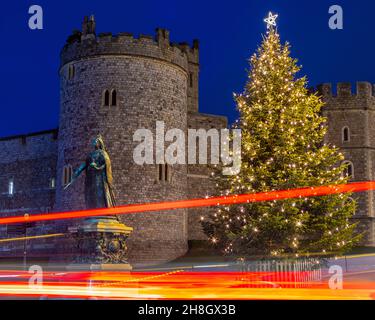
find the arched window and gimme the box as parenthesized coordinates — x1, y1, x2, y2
(343, 161, 354, 179)
(157, 164, 171, 182)
(8, 179, 14, 196)
(103, 90, 110, 106)
(50, 177, 56, 189)
(111, 89, 117, 106)
(68, 65, 75, 80)
(62, 165, 73, 186)
(342, 127, 350, 142)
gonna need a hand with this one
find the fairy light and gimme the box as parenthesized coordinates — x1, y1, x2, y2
(204, 13, 359, 257)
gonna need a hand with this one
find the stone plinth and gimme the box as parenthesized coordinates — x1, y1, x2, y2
(67, 216, 133, 270)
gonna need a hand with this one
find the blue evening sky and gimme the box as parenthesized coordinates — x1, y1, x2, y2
(0, 0, 373, 136)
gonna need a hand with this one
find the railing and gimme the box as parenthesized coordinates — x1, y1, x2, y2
(238, 257, 322, 288)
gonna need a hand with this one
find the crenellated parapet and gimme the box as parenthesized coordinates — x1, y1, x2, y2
(175, 39, 199, 65)
(60, 16, 199, 73)
(57, 16, 196, 263)
(317, 82, 375, 110)
(317, 82, 375, 98)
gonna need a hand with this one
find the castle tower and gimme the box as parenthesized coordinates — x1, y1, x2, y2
(56, 16, 197, 263)
(176, 39, 200, 113)
(319, 82, 375, 245)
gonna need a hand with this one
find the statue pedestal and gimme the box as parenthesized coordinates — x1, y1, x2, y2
(67, 216, 133, 271)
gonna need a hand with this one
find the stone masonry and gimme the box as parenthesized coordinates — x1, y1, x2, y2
(0, 16, 227, 265)
(319, 82, 375, 245)
(1, 18, 374, 266)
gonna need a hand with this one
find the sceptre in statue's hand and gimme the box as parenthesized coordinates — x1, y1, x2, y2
(63, 180, 73, 190)
(63, 162, 86, 190)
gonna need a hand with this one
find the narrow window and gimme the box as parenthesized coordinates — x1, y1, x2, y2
(62, 165, 73, 186)
(8, 179, 14, 196)
(103, 90, 110, 106)
(111, 89, 117, 106)
(68, 65, 75, 80)
(50, 177, 56, 189)
(343, 161, 354, 179)
(189, 72, 193, 88)
(157, 164, 171, 182)
(342, 127, 350, 142)
(63, 167, 66, 185)
(158, 164, 163, 181)
(347, 163, 353, 178)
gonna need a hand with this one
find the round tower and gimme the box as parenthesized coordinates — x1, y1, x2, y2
(56, 16, 195, 264)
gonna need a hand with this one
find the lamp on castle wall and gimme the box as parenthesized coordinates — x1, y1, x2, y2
(64, 135, 133, 271)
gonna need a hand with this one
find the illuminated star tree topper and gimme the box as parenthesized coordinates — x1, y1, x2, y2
(264, 11, 278, 30)
(202, 16, 361, 257)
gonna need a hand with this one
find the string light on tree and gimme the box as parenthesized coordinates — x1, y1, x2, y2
(202, 12, 361, 257)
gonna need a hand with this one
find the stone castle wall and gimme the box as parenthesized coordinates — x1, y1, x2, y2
(55, 20, 205, 264)
(2, 19, 375, 267)
(0, 18, 221, 265)
(319, 82, 375, 244)
(187, 113, 227, 240)
(0, 130, 57, 215)
(0, 130, 58, 258)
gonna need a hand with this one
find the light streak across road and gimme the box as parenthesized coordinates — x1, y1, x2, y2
(0, 181, 374, 225)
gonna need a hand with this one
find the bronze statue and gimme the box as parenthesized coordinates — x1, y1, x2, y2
(64, 135, 116, 209)
(65, 135, 133, 269)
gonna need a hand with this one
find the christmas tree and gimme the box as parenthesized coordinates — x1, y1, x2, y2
(203, 13, 361, 257)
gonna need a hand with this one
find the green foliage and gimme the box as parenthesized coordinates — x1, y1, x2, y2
(203, 29, 361, 257)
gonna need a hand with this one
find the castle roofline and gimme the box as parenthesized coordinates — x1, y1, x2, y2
(317, 82, 375, 98)
(0, 128, 58, 142)
(60, 16, 199, 70)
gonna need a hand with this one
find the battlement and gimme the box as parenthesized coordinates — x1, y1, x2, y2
(317, 82, 375, 98)
(60, 16, 199, 70)
(174, 40, 199, 64)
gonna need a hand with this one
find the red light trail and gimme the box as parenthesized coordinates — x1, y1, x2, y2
(0, 270, 374, 299)
(0, 181, 374, 225)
